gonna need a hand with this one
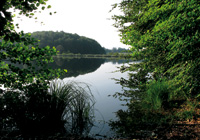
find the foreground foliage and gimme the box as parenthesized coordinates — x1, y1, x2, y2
(0, 0, 63, 90)
(110, 0, 200, 138)
(0, 0, 71, 138)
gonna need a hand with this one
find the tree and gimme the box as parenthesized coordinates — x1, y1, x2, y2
(0, 0, 62, 90)
(0, 0, 66, 137)
(110, 0, 200, 138)
(112, 0, 200, 96)
(31, 31, 106, 54)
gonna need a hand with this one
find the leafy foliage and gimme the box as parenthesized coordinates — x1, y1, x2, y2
(0, 0, 63, 90)
(110, 0, 200, 138)
(0, 0, 52, 40)
(0, 0, 66, 137)
(112, 0, 200, 96)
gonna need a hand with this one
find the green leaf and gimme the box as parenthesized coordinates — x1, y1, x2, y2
(64, 69, 68, 73)
(47, 5, 51, 9)
(36, 3, 40, 7)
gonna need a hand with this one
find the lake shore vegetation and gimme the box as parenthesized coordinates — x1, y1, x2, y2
(1, 0, 200, 139)
(0, 0, 96, 139)
(110, 0, 200, 139)
(0, 80, 95, 139)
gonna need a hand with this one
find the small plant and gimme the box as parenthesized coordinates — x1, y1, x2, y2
(175, 99, 199, 121)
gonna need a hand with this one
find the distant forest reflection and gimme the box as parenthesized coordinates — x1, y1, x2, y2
(49, 57, 130, 78)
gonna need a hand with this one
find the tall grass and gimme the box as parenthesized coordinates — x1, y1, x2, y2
(143, 79, 171, 111)
(0, 80, 95, 138)
(49, 80, 95, 136)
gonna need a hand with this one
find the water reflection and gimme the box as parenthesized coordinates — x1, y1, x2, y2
(1, 57, 131, 139)
(49, 57, 129, 78)
(62, 60, 129, 138)
(49, 58, 104, 78)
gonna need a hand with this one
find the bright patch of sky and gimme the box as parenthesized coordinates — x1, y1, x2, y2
(13, 0, 129, 49)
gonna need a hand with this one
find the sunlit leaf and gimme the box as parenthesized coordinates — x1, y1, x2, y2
(47, 5, 51, 9)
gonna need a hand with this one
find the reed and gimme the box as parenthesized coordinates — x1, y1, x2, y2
(49, 80, 95, 136)
(0, 80, 95, 138)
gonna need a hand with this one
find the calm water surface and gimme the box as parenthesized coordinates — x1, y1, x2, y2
(51, 58, 131, 138)
(2, 57, 135, 138)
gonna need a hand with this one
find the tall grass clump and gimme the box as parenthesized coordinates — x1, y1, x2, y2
(143, 79, 172, 111)
(129, 79, 175, 131)
(0, 80, 95, 138)
(49, 80, 95, 136)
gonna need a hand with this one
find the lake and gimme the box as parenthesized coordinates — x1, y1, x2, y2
(49, 57, 131, 138)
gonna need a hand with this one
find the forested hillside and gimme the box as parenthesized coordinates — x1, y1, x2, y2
(31, 31, 106, 54)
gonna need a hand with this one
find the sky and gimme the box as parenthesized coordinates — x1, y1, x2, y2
(13, 0, 128, 49)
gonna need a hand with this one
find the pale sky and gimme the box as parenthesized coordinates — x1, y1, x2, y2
(13, 0, 128, 49)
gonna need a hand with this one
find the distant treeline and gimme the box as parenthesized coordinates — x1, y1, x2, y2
(104, 47, 128, 54)
(31, 31, 106, 54)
